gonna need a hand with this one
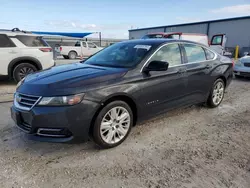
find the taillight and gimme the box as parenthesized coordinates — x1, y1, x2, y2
(39, 48, 52, 52)
(60, 47, 62, 51)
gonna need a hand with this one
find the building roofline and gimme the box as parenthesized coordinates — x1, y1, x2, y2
(129, 16, 250, 32)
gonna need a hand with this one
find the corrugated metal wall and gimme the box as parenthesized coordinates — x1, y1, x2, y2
(129, 18, 250, 49)
(165, 23, 208, 34)
(208, 18, 250, 48)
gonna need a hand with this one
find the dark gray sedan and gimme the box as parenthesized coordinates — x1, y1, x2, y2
(11, 39, 233, 148)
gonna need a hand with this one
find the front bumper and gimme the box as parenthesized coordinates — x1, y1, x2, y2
(11, 99, 100, 143)
(233, 65, 250, 77)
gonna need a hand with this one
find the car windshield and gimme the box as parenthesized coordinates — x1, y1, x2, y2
(84, 42, 152, 68)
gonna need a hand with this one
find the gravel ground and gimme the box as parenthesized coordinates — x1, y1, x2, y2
(0, 79, 250, 188)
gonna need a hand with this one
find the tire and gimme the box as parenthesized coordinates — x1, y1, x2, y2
(13, 63, 37, 82)
(92, 101, 133, 149)
(63, 55, 69, 59)
(207, 78, 225, 108)
(68, 51, 77, 59)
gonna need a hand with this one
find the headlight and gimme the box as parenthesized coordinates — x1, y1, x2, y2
(38, 93, 85, 106)
(16, 77, 25, 89)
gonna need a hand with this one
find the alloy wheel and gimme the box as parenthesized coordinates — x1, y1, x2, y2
(19, 67, 35, 79)
(212, 81, 224, 105)
(100, 106, 131, 144)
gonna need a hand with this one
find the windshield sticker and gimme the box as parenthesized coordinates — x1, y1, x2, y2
(134, 45, 151, 51)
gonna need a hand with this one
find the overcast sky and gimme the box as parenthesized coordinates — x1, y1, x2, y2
(0, 0, 250, 39)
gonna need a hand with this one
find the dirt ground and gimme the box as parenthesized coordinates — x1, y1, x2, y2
(0, 78, 249, 188)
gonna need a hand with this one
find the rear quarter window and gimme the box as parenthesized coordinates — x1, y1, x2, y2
(204, 48, 215, 60)
(16, 35, 48, 47)
(0, 34, 16, 48)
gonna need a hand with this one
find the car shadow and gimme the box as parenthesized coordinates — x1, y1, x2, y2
(2, 131, 100, 157)
(0, 76, 16, 85)
(234, 76, 250, 82)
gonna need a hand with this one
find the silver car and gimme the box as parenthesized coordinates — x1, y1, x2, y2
(234, 56, 250, 78)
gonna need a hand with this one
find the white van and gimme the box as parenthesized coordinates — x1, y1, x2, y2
(142, 32, 227, 55)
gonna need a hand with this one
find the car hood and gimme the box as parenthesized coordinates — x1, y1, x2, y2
(17, 63, 128, 96)
(240, 56, 250, 63)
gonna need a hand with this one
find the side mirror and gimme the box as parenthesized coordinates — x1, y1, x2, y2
(143, 60, 169, 73)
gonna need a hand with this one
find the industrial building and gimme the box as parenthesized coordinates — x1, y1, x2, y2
(129, 16, 250, 56)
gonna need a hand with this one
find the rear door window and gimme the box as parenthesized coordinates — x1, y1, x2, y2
(0, 34, 16, 48)
(16, 35, 48, 47)
(75, 41, 81, 46)
(183, 43, 206, 63)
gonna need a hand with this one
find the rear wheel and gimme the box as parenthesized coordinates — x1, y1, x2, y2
(63, 55, 69, 59)
(13, 63, 37, 82)
(207, 78, 225, 108)
(68, 51, 77, 59)
(92, 101, 133, 149)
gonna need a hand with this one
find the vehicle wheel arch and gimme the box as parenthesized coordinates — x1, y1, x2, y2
(8, 57, 42, 78)
(88, 94, 138, 137)
(68, 50, 78, 56)
(216, 75, 227, 87)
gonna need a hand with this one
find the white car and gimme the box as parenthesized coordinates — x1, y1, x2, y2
(60, 41, 103, 59)
(0, 29, 55, 82)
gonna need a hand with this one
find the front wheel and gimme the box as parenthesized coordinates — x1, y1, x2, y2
(207, 78, 225, 108)
(13, 63, 37, 82)
(92, 101, 133, 149)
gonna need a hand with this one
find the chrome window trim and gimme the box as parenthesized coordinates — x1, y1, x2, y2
(140, 42, 182, 73)
(181, 42, 218, 65)
(14, 92, 42, 111)
(140, 41, 218, 72)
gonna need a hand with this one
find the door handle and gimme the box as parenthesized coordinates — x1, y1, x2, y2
(177, 68, 187, 73)
(205, 64, 212, 69)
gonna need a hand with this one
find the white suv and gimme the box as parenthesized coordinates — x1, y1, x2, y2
(0, 29, 55, 82)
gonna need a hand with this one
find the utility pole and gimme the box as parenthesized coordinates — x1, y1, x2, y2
(99, 32, 102, 47)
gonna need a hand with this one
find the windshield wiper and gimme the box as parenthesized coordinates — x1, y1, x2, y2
(89, 63, 110, 67)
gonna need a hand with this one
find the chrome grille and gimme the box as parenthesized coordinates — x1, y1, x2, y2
(15, 93, 41, 111)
